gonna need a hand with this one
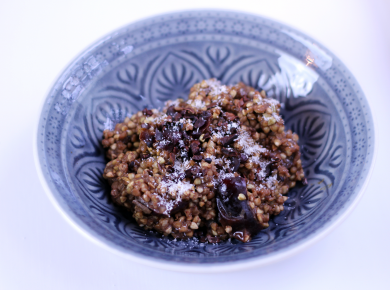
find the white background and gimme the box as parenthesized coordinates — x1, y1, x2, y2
(1, 0, 390, 289)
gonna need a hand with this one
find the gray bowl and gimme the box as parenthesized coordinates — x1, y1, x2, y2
(34, 10, 375, 272)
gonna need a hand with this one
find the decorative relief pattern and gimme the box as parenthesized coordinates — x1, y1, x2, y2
(37, 11, 374, 264)
(68, 41, 345, 259)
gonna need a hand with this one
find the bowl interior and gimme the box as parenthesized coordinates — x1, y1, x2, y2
(37, 11, 374, 265)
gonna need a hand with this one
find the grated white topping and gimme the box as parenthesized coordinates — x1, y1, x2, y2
(159, 179, 194, 214)
(179, 118, 193, 125)
(164, 99, 181, 109)
(173, 159, 191, 174)
(250, 156, 271, 180)
(149, 113, 169, 126)
(187, 99, 206, 109)
(153, 81, 284, 211)
(205, 79, 228, 96)
(254, 97, 283, 123)
(236, 129, 268, 156)
(220, 157, 231, 171)
(227, 122, 239, 132)
(266, 174, 278, 189)
(218, 170, 235, 180)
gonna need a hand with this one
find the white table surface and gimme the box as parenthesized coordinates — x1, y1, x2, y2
(1, 0, 390, 289)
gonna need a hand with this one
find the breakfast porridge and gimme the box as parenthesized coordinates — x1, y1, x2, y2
(101, 79, 306, 243)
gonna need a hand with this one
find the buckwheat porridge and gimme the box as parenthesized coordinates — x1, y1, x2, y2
(101, 79, 306, 243)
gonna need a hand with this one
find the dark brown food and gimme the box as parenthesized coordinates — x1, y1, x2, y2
(102, 79, 306, 243)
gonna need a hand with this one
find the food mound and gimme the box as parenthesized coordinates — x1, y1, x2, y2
(102, 79, 306, 243)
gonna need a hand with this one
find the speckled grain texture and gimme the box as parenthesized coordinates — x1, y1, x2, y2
(36, 11, 374, 264)
(102, 79, 306, 243)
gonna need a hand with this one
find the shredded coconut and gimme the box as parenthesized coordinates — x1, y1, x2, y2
(211, 129, 224, 140)
(159, 179, 194, 214)
(264, 98, 280, 106)
(187, 99, 206, 109)
(262, 112, 282, 123)
(227, 122, 239, 132)
(213, 157, 223, 166)
(266, 174, 278, 189)
(156, 139, 170, 149)
(248, 156, 271, 181)
(205, 79, 228, 96)
(179, 118, 193, 125)
(150, 113, 169, 126)
(173, 159, 191, 174)
(163, 99, 181, 109)
(236, 129, 268, 156)
(218, 171, 235, 180)
(253, 98, 283, 123)
(221, 157, 232, 170)
(210, 121, 239, 140)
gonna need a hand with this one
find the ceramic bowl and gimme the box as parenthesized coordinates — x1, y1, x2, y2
(34, 10, 375, 272)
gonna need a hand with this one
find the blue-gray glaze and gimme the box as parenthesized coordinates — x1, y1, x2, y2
(37, 11, 374, 264)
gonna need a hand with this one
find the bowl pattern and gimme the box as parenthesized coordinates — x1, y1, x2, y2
(37, 11, 374, 265)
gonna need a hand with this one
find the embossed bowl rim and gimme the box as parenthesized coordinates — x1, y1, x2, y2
(33, 9, 376, 273)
